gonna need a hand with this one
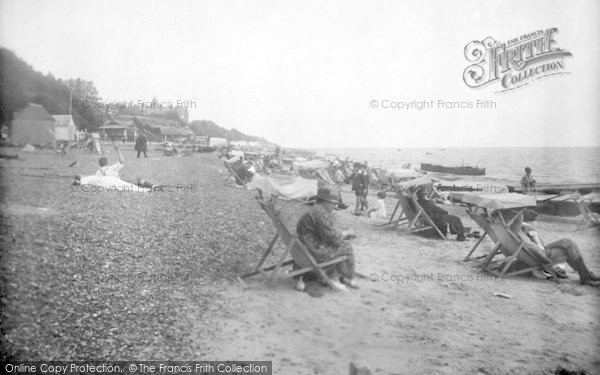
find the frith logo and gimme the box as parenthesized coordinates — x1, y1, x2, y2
(463, 28, 572, 92)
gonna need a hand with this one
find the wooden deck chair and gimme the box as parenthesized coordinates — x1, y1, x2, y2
(386, 191, 446, 239)
(573, 194, 600, 231)
(280, 159, 293, 175)
(236, 194, 348, 290)
(478, 210, 558, 279)
(223, 160, 248, 187)
(315, 168, 336, 186)
(464, 209, 500, 261)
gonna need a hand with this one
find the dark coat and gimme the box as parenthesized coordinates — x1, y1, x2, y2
(418, 197, 465, 236)
(352, 173, 367, 196)
(135, 135, 147, 152)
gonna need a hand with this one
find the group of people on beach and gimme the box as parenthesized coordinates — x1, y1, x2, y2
(70, 146, 599, 290)
(288, 163, 600, 292)
(347, 162, 386, 219)
(294, 187, 600, 292)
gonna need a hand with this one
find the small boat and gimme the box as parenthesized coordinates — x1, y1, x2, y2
(421, 163, 485, 176)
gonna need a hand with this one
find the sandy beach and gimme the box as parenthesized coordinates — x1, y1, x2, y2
(1, 147, 598, 374)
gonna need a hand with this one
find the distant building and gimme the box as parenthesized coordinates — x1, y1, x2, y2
(133, 116, 193, 141)
(139, 97, 164, 117)
(138, 97, 189, 122)
(230, 141, 248, 147)
(209, 137, 228, 147)
(53, 115, 76, 141)
(99, 123, 127, 142)
(10, 103, 55, 146)
(174, 106, 189, 122)
(193, 135, 209, 146)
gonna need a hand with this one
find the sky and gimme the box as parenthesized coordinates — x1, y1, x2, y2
(1, 0, 599, 148)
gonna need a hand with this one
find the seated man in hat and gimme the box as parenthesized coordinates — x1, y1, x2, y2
(296, 187, 358, 291)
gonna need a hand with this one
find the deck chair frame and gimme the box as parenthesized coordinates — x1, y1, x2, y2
(279, 159, 293, 175)
(223, 161, 248, 188)
(473, 209, 558, 279)
(236, 192, 348, 290)
(464, 207, 499, 262)
(386, 188, 446, 239)
(573, 196, 600, 231)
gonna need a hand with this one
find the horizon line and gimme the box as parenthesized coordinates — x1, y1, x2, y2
(278, 145, 600, 149)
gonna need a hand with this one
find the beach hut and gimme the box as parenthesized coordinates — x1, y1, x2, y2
(98, 124, 127, 142)
(107, 116, 136, 141)
(10, 103, 56, 146)
(52, 115, 77, 141)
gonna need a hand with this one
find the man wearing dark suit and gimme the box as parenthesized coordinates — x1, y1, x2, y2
(135, 133, 148, 158)
(417, 189, 466, 241)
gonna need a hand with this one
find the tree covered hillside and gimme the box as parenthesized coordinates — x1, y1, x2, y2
(0, 48, 102, 130)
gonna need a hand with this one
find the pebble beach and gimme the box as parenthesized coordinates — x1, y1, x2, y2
(1, 146, 599, 374)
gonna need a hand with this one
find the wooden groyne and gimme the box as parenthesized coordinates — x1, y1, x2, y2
(507, 183, 600, 194)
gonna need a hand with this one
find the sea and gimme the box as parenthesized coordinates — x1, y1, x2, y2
(313, 147, 600, 187)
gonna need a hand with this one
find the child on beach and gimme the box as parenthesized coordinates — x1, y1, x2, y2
(520, 167, 536, 192)
(367, 191, 387, 219)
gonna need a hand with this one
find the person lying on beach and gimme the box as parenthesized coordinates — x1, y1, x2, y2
(296, 187, 358, 291)
(72, 145, 159, 190)
(367, 191, 387, 219)
(96, 145, 126, 178)
(508, 210, 600, 286)
(416, 189, 466, 241)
